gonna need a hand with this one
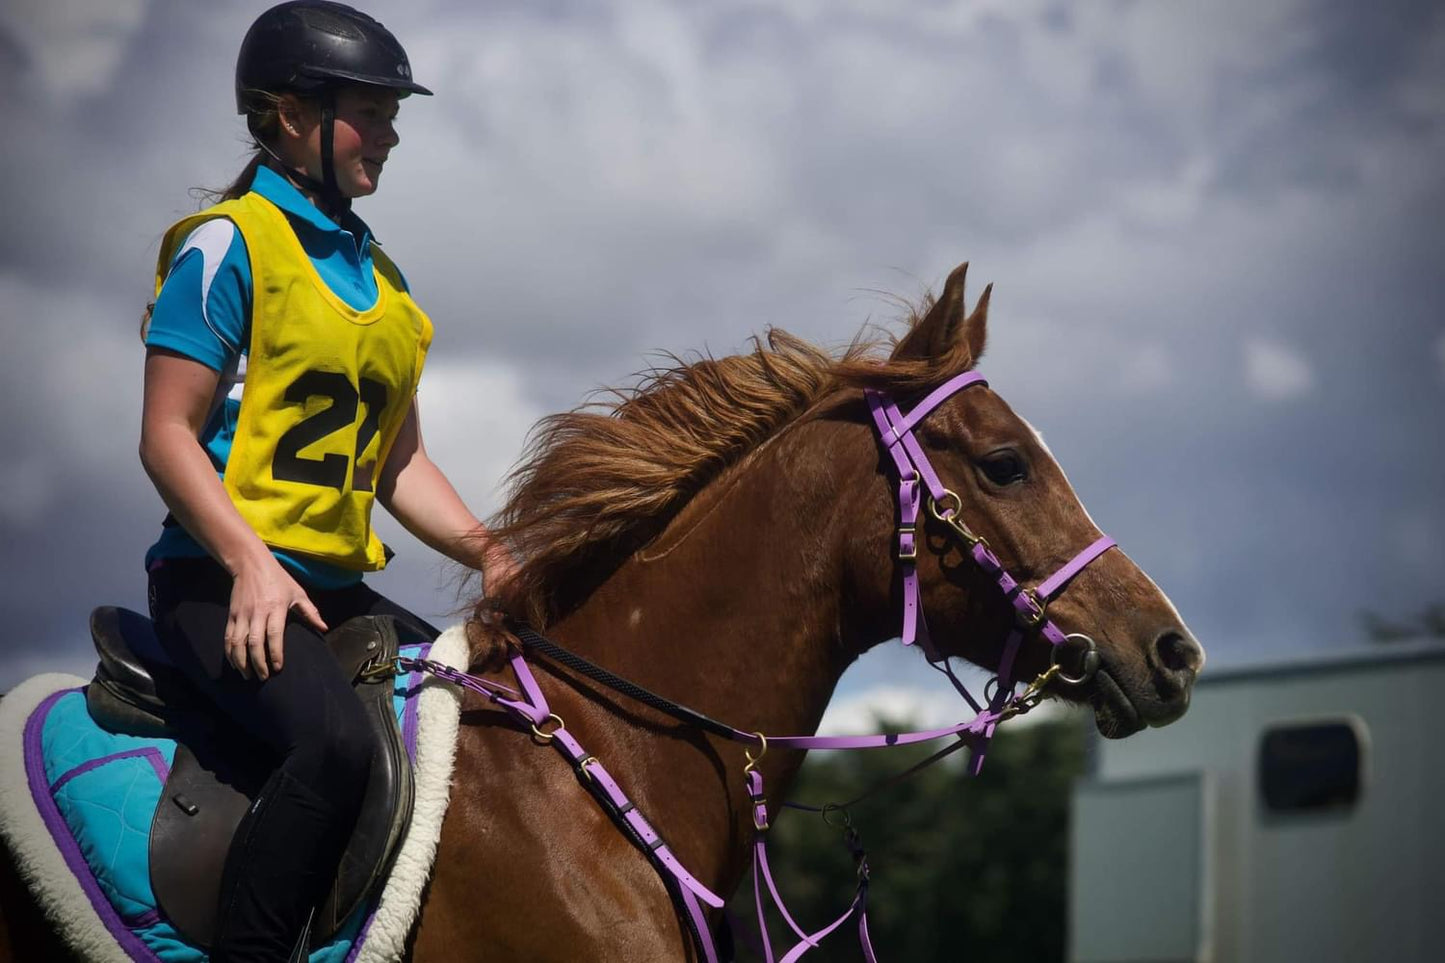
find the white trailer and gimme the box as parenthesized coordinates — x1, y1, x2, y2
(1068, 642, 1445, 963)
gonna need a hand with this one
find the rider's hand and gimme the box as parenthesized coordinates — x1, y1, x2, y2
(481, 541, 519, 599)
(224, 554, 328, 681)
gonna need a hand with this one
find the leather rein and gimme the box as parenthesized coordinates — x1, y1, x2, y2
(367, 369, 1117, 962)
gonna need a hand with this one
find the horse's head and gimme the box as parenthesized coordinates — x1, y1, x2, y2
(856, 263, 1203, 738)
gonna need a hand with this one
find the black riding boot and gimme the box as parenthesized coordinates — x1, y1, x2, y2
(210, 769, 359, 963)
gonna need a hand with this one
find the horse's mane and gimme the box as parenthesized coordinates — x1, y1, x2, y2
(484, 294, 978, 628)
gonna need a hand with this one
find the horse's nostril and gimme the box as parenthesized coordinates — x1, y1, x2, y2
(1155, 631, 1204, 678)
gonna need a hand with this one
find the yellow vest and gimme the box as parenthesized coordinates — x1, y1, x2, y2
(156, 192, 433, 571)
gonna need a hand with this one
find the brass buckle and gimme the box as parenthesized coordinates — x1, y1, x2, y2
(744, 732, 770, 830)
(1015, 589, 1048, 630)
(896, 524, 917, 561)
(357, 657, 400, 683)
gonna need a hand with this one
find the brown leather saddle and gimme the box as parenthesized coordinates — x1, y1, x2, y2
(84, 606, 425, 948)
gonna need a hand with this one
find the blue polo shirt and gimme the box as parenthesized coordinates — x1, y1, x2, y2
(144, 166, 411, 588)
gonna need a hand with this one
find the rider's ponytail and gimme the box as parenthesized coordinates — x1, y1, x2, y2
(193, 89, 285, 206)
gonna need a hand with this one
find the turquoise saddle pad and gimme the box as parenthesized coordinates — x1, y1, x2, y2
(22, 642, 433, 963)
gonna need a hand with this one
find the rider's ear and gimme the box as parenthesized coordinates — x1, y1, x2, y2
(892, 261, 990, 369)
(276, 93, 312, 140)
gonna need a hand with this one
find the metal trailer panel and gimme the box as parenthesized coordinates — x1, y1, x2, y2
(1071, 645, 1445, 963)
(1070, 772, 1212, 963)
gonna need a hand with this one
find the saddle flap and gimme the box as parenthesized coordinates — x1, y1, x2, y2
(147, 746, 255, 945)
(148, 614, 420, 948)
(318, 614, 422, 934)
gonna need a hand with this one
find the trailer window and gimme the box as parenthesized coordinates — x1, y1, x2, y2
(1258, 720, 1363, 813)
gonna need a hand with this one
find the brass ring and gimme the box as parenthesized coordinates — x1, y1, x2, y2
(743, 732, 768, 774)
(530, 712, 565, 744)
(927, 489, 963, 521)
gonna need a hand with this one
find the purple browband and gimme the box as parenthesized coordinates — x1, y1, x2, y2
(393, 368, 1119, 963)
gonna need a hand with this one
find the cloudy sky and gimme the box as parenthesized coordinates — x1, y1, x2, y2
(1, 0, 1441, 727)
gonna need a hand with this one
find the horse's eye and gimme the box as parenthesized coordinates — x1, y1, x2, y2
(978, 450, 1027, 486)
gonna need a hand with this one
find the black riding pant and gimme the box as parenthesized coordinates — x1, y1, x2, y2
(147, 556, 437, 962)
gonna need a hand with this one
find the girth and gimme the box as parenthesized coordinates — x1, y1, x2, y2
(84, 606, 421, 949)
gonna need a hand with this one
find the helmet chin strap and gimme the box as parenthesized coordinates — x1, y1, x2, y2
(317, 89, 347, 216)
(253, 88, 351, 219)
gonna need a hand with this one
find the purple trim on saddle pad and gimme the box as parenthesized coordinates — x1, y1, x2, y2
(23, 688, 163, 963)
(125, 909, 163, 929)
(343, 907, 375, 963)
(344, 920, 371, 961)
(51, 747, 171, 795)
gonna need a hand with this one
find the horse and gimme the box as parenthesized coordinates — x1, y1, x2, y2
(0, 262, 1203, 960)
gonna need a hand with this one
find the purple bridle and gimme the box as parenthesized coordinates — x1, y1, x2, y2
(866, 370, 1117, 745)
(380, 369, 1120, 963)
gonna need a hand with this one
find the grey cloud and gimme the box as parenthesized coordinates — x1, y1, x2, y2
(2, 0, 1443, 695)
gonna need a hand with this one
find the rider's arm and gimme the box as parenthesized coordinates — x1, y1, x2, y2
(139, 349, 327, 679)
(140, 349, 270, 577)
(376, 399, 516, 592)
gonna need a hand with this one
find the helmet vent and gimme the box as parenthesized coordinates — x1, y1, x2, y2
(294, 8, 366, 41)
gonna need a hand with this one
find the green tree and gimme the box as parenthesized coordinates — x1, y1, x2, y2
(728, 718, 1087, 962)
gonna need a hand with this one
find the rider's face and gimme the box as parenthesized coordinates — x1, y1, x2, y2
(278, 86, 402, 199)
(327, 87, 402, 198)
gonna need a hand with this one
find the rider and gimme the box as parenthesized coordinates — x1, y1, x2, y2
(138, 3, 510, 958)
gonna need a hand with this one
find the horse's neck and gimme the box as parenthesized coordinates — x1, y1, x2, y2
(540, 411, 890, 881)
(555, 413, 878, 736)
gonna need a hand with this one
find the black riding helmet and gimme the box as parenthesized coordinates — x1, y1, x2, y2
(236, 1, 432, 213)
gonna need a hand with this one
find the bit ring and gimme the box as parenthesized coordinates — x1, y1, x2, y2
(1050, 633, 1100, 686)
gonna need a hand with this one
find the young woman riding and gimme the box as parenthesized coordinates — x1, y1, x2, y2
(138, 3, 508, 959)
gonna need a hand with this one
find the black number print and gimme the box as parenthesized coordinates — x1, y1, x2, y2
(270, 371, 387, 492)
(352, 377, 389, 493)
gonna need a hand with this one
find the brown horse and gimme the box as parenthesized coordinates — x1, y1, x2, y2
(1, 263, 1202, 960)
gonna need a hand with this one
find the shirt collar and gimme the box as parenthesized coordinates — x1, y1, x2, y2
(251, 164, 376, 249)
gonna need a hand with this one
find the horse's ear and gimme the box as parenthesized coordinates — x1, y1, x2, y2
(891, 262, 991, 369)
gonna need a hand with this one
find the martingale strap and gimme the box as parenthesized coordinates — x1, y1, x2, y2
(383, 655, 726, 903)
(514, 625, 1010, 752)
(748, 769, 878, 963)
